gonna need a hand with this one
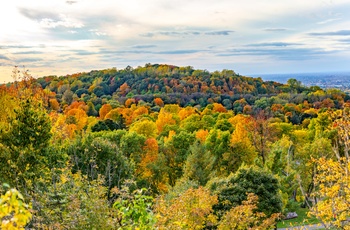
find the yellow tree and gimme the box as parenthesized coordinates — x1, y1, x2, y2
(154, 187, 218, 229)
(178, 107, 197, 120)
(308, 107, 350, 229)
(196, 129, 209, 143)
(65, 108, 88, 131)
(131, 106, 149, 121)
(309, 157, 350, 229)
(227, 119, 257, 170)
(129, 119, 157, 138)
(156, 111, 177, 133)
(213, 103, 227, 113)
(0, 187, 32, 230)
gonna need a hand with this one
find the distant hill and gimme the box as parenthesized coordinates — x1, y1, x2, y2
(34, 64, 313, 111)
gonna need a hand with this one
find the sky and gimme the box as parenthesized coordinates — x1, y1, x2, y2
(1, 0, 350, 83)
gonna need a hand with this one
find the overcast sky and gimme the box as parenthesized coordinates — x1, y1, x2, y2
(1, 0, 350, 82)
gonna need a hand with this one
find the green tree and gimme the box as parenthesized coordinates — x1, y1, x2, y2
(67, 134, 135, 196)
(0, 99, 52, 191)
(114, 187, 156, 229)
(160, 131, 196, 186)
(217, 193, 280, 230)
(182, 142, 215, 186)
(209, 166, 282, 217)
(32, 169, 117, 230)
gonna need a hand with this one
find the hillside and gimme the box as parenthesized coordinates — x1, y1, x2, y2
(1, 64, 350, 229)
(32, 64, 346, 121)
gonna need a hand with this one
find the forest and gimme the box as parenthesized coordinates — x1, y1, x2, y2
(1, 64, 350, 229)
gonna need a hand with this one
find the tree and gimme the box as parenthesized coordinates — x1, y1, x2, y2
(154, 98, 164, 107)
(67, 134, 135, 196)
(287, 78, 302, 93)
(308, 107, 350, 228)
(113, 187, 156, 229)
(156, 111, 177, 133)
(0, 99, 52, 191)
(99, 104, 112, 119)
(0, 186, 32, 230)
(225, 119, 257, 172)
(62, 89, 74, 105)
(218, 193, 280, 230)
(65, 108, 88, 131)
(129, 119, 157, 138)
(32, 169, 117, 229)
(119, 82, 130, 96)
(251, 111, 275, 165)
(309, 157, 350, 229)
(182, 142, 215, 186)
(154, 187, 218, 229)
(161, 131, 196, 186)
(120, 131, 147, 161)
(205, 129, 232, 175)
(210, 166, 282, 217)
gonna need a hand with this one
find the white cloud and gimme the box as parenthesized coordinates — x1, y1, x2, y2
(0, 0, 350, 82)
(39, 14, 84, 28)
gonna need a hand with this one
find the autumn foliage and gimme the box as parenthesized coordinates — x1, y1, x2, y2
(2, 64, 350, 228)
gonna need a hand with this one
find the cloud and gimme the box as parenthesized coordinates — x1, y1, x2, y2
(139, 31, 197, 37)
(15, 58, 43, 62)
(98, 48, 203, 56)
(66, 1, 77, 5)
(317, 18, 341, 25)
(309, 30, 350, 36)
(14, 51, 44, 55)
(39, 14, 84, 29)
(18, 7, 58, 21)
(263, 28, 288, 32)
(156, 49, 203, 54)
(217, 47, 333, 60)
(131, 45, 157, 49)
(0, 54, 10, 60)
(72, 50, 98, 56)
(338, 38, 350, 43)
(204, 30, 234, 35)
(140, 30, 233, 37)
(247, 42, 300, 47)
(42, 27, 104, 40)
(0, 45, 47, 49)
(19, 8, 83, 29)
(89, 29, 107, 36)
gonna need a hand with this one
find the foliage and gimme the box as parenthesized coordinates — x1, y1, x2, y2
(0, 185, 32, 230)
(91, 118, 123, 132)
(2, 64, 350, 229)
(32, 169, 117, 230)
(154, 186, 218, 229)
(217, 193, 280, 230)
(0, 99, 52, 191)
(210, 166, 283, 217)
(309, 157, 350, 229)
(67, 134, 135, 195)
(113, 187, 156, 229)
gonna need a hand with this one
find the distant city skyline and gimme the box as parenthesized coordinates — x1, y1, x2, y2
(1, 0, 350, 83)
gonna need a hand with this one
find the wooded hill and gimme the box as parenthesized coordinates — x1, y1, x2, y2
(1, 64, 350, 229)
(34, 64, 347, 123)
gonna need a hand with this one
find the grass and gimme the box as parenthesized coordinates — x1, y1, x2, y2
(277, 207, 320, 228)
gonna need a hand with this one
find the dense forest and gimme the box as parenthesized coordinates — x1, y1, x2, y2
(1, 64, 350, 229)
